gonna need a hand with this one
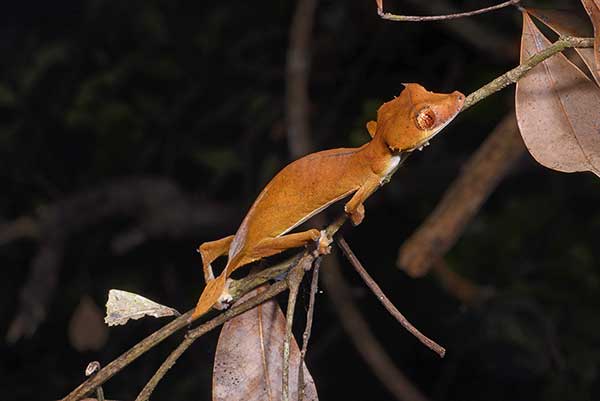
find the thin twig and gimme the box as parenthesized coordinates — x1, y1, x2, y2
(400, 0, 515, 60)
(84, 362, 105, 401)
(337, 237, 445, 358)
(378, 0, 520, 22)
(282, 261, 307, 401)
(298, 258, 321, 401)
(321, 256, 430, 401)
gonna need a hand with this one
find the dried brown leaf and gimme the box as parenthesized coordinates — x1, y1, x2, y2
(213, 288, 318, 401)
(104, 289, 180, 327)
(580, 0, 600, 77)
(515, 12, 600, 177)
(68, 295, 109, 352)
(527, 8, 600, 85)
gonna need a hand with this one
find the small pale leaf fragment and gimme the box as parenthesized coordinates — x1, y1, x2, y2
(104, 289, 180, 327)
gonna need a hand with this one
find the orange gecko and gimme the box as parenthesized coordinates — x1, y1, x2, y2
(191, 83, 464, 320)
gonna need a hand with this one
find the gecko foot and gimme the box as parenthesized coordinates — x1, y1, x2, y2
(315, 230, 332, 256)
(214, 278, 234, 310)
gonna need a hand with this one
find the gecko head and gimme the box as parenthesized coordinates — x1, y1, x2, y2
(376, 83, 464, 153)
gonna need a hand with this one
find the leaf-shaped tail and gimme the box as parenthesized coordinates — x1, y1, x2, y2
(191, 273, 228, 321)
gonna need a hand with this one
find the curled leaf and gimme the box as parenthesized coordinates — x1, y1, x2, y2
(213, 289, 318, 401)
(104, 289, 180, 327)
(527, 8, 600, 85)
(580, 0, 600, 76)
(516, 12, 600, 177)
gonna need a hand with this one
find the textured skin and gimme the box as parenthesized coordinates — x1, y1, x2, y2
(191, 84, 464, 320)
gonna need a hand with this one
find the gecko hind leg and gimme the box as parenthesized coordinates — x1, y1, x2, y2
(198, 235, 235, 283)
(249, 229, 323, 260)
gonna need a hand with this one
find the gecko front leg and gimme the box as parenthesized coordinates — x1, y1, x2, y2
(344, 176, 380, 226)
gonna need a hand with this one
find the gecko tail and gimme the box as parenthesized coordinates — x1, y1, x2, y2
(190, 273, 228, 322)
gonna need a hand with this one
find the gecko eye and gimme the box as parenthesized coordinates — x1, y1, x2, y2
(415, 107, 436, 130)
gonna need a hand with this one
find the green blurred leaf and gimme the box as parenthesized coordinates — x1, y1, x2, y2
(0, 84, 16, 107)
(194, 147, 240, 174)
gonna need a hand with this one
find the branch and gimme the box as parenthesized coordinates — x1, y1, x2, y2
(62, 34, 595, 401)
(286, 0, 319, 158)
(378, 0, 520, 22)
(337, 237, 445, 357)
(431, 259, 494, 306)
(61, 254, 303, 401)
(0, 216, 39, 245)
(5, 177, 233, 342)
(64, 213, 345, 401)
(462, 36, 594, 111)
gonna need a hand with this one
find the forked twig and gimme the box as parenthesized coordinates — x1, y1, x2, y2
(378, 0, 520, 22)
(337, 237, 446, 357)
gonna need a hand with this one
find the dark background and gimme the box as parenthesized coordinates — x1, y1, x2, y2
(1, 1, 599, 400)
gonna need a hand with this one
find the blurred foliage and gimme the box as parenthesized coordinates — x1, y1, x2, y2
(1, 1, 599, 401)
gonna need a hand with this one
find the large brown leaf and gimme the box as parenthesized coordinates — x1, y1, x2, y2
(515, 12, 600, 177)
(213, 289, 318, 401)
(581, 0, 600, 76)
(527, 8, 600, 85)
